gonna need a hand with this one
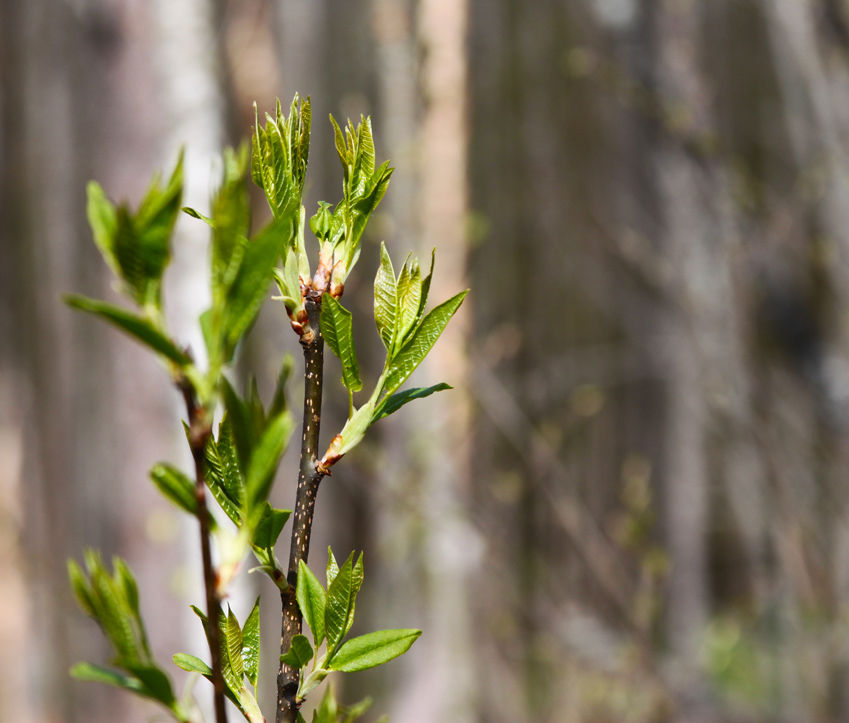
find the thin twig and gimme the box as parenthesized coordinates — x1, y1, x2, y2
(277, 296, 327, 723)
(181, 381, 229, 723)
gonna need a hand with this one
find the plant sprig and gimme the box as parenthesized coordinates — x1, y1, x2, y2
(66, 93, 467, 723)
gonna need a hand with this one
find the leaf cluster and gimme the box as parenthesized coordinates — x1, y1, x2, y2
(68, 552, 193, 721)
(204, 368, 295, 588)
(66, 93, 466, 723)
(283, 548, 421, 702)
(175, 600, 264, 723)
(320, 245, 467, 466)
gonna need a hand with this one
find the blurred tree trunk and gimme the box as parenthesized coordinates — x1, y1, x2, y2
(0, 0, 232, 720)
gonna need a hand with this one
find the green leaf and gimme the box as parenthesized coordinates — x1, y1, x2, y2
(391, 256, 420, 350)
(220, 380, 255, 474)
(252, 503, 291, 551)
(123, 663, 176, 706)
(343, 554, 364, 640)
(326, 547, 340, 588)
(373, 243, 396, 349)
(328, 629, 421, 673)
(210, 609, 243, 698)
(86, 182, 119, 277)
(149, 463, 198, 517)
(182, 206, 214, 227)
(172, 653, 212, 676)
(211, 146, 251, 304)
(71, 662, 148, 696)
(64, 295, 190, 366)
(314, 686, 338, 723)
(245, 411, 295, 515)
(225, 609, 244, 681)
(253, 96, 310, 220)
(297, 560, 327, 646)
(92, 153, 183, 307)
(280, 634, 314, 670)
(325, 552, 357, 651)
(384, 290, 468, 393)
(112, 558, 147, 655)
(268, 353, 294, 419)
(322, 400, 374, 463)
(219, 215, 295, 362)
(418, 249, 435, 321)
(85, 553, 142, 663)
(204, 434, 242, 525)
(242, 598, 261, 687)
(373, 384, 453, 423)
(330, 115, 349, 172)
(68, 560, 96, 618)
(321, 295, 363, 392)
(340, 695, 374, 723)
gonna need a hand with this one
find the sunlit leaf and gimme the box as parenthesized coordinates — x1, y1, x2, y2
(384, 290, 468, 393)
(242, 598, 261, 687)
(373, 384, 453, 423)
(321, 295, 363, 392)
(373, 243, 396, 349)
(328, 629, 421, 673)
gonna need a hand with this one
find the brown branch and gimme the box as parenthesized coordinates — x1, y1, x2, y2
(277, 296, 327, 723)
(181, 381, 229, 723)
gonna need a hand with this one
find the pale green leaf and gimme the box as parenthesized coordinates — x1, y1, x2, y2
(322, 400, 374, 462)
(373, 243, 396, 349)
(343, 554, 364, 639)
(86, 182, 119, 276)
(242, 598, 261, 687)
(68, 560, 96, 618)
(321, 295, 363, 392)
(393, 257, 421, 350)
(226, 609, 244, 681)
(297, 560, 327, 646)
(384, 290, 468, 393)
(325, 553, 356, 651)
(172, 653, 212, 676)
(326, 547, 339, 588)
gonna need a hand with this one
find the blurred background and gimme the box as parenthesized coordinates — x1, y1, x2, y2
(4, 0, 849, 721)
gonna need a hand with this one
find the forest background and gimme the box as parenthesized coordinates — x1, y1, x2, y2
(2, 0, 849, 722)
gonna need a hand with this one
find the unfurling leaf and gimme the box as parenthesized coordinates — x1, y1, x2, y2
(297, 560, 327, 646)
(321, 295, 363, 392)
(225, 609, 244, 680)
(384, 290, 468, 393)
(325, 552, 363, 652)
(242, 598, 261, 687)
(373, 243, 396, 349)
